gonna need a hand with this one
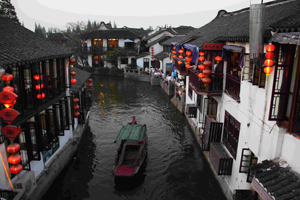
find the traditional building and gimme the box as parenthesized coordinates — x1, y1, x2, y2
(0, 14, 92, 200)
(170, 0, 300, 199)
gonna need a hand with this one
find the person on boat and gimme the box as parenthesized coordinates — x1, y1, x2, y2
(128, 116, 137, 125)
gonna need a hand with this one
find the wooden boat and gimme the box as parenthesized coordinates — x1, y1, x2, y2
(113, 124, 148, 177)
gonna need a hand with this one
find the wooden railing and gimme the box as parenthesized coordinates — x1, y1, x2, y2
(174, 60, 188, 76)
(189, 69, 223, 95)
(225, 74, 241, 100)
(201, 115, 223, 151)
(81, 46, 136, 53)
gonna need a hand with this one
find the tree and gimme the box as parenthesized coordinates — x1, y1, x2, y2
(0, 0, 20, 24)
(86, 19, 92, 32)
(113, 21, 117, 29)
(34, 23, 46, 38)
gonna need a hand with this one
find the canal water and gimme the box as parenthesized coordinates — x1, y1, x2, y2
(44, 75, 227, 200)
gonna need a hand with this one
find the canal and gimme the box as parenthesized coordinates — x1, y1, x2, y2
(43, 75, 227, 200)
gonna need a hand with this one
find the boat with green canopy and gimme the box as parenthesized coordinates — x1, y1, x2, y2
(113, 124, 148, 177)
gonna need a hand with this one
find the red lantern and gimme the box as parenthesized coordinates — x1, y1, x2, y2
(185, 57, 192, 62)
(70, 58, 76, 64)
(198, 56, 205, 62)
(3, 100, 16, 108)
(37, 93, 45, 99)
(6, 143, 20, 153)
(264, 59, 274, 67)
(73, 98, 79, 104)
(74, 112, 80, 118)
(202, 77, 211, 84)
(178, 55, 183, 59)
(265, 52, 274, 59)
(199, 52, 205, 56)
(203, 69, 212, 76)
(172, 51, 176, 54)
(266, 44, 275, 52)
(2, 74, 13, 82)
(186, 51, 192, 56)
(3, 86, 14, 93)
(35, 84, 44, 90)
(185, 64, 191, 69)
(172, 55, 176, 59)
(178, 61, 183, 65)
(8, 154, 22, 165)
(9, 164, 23, 174)
(70, 71, 76, 77)
(87, 84, 92, 88)
(198, 65, 205, 70)
(87, 79, 93, 83)
(73, 105, 80, 110)
(173, 46, 176, 50)
(178, 50, 183, 54)
(203, 61, 212, 68)
(33, 74, 40, 81)
(198, 73, 205, 78)
(264, 67, 273, 76)
(71, 79, 77, 84)
(215, 56, 222, 63)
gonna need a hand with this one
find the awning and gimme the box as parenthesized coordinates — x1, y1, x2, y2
(124, 39, 133, 43)
(222, 45, 245, 67)
(270, 32, 300, 44)
(182, 44, 199, 63)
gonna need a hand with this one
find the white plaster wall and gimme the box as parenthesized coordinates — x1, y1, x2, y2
(119, 39, 125, 47)
(87, 39, 92, 47)
(281, 133, 300, 172)
(103, 39, 107, 48)
(0, 143, 10, 189)
(88, 55, 92, 67)
(137, 58, 144, 68)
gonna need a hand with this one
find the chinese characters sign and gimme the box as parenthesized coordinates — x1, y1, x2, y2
(203, 43, 225, 51)
(1, 125, 22, 141)
(0, 108, 20, 124)
(0, 91, 18, 104)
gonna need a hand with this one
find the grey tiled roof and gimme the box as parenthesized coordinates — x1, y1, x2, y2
(154, 52, 169, 60)
(145, 35, 172, 48)
(160, 35, 186, 46)
(70, 67, 92, 91)
(0, 16, 73, 68)
(135, 52, 150, 59)
(81, 28, 143, 39)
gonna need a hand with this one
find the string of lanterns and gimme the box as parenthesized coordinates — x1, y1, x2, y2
(73, 98, 80, 118)
(264, 43, 275, 76)
(71, 71, 77, 84)
(34, 73, 45, 99)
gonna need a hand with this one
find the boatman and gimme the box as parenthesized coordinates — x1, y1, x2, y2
(128, 116, 137, 125)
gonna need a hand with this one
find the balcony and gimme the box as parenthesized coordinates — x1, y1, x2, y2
(209, 142, 233, 175)
(201, 115, 223, 151)
(174, 59, 188, 76)
(81, 46, 137, 55)
(225, 74, 240, 101)
(189, 69, 223, 96)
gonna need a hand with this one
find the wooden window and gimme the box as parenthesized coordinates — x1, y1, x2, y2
(197, 94, 203, 112)
(54, 103, 64, 136)
(252, 63, 266, 88)
(59, 99, 70, 130)
(53, 59, 59, 95)
(222, 111, 240, 159)
(107, 39, 118, 48)
(121, 58, 128, 64)
(269, 43, 300, 133)
(11, 66, 24, 113)
(207, 97, 218, 118)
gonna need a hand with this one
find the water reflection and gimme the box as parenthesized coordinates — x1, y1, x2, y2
(44, 75, 227, 200)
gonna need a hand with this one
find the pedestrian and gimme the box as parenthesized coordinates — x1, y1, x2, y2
(128, 116, 137, 125)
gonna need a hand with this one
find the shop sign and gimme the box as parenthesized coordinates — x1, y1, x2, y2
(0, 91, 18, 104)
(1, 125, 22, 141)
(203, 43, 224, 50)
(0, 108, 20, 124)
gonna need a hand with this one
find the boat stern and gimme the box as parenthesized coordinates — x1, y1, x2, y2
(114, 166, 139, 177)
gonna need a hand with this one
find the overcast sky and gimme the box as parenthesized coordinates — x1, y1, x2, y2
(11, 0, 275, 32)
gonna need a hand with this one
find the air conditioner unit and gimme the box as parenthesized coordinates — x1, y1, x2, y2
(14, 171, 36, 199)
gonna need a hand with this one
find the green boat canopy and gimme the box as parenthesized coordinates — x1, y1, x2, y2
(114, 124, 146, 142)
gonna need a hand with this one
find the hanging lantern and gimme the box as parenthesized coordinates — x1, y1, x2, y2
(264, 59, 274, 67)
(198, 56, 205, 62)
(203, 61, 212, 68)
(202, 77, 211, 84)
(172, 51, 176, 54)
(2, 74, 13, 82)
(266, 44, 275, 52)
(71, 79, 77, 84)
(265, 52, 274, 59)
(3, 100, 16, 108)
(70, 71, 76, 77)
(198, 73, 205, 78)
(178, 55, 183, 59)
(8, 154, 22, 165)
(186, 51, 192, 56)
(203, 69, 212, 76)
(178, 50, 183, 54)
(6, 143, 20, 153)
(87, 79, 93, 83)
(199, 52, 205, 56)
(74, 112, 80, 118)
(3, 86, 14, 93)
(185, 64, 191, 69)
(33, 74, 40, 81)
(172, 55, 176, 59)
(73, 105, 80, 111)
(35, 84, 44, 90)
(178, 61, 183, 65)
(37, 93, 45, 99)
(9, 164, 23, 174)
(185, 57, 192, 62)
(173, 46, 176, 50)
(215, 56, 222, 63)
(87, 84, 93, 88)
(73, 98, 79, 104)
(264, 67, 273, 76)
(198, 65, 205, 70)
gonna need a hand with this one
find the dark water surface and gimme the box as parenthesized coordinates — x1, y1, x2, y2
(44, 75, 227, 200)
